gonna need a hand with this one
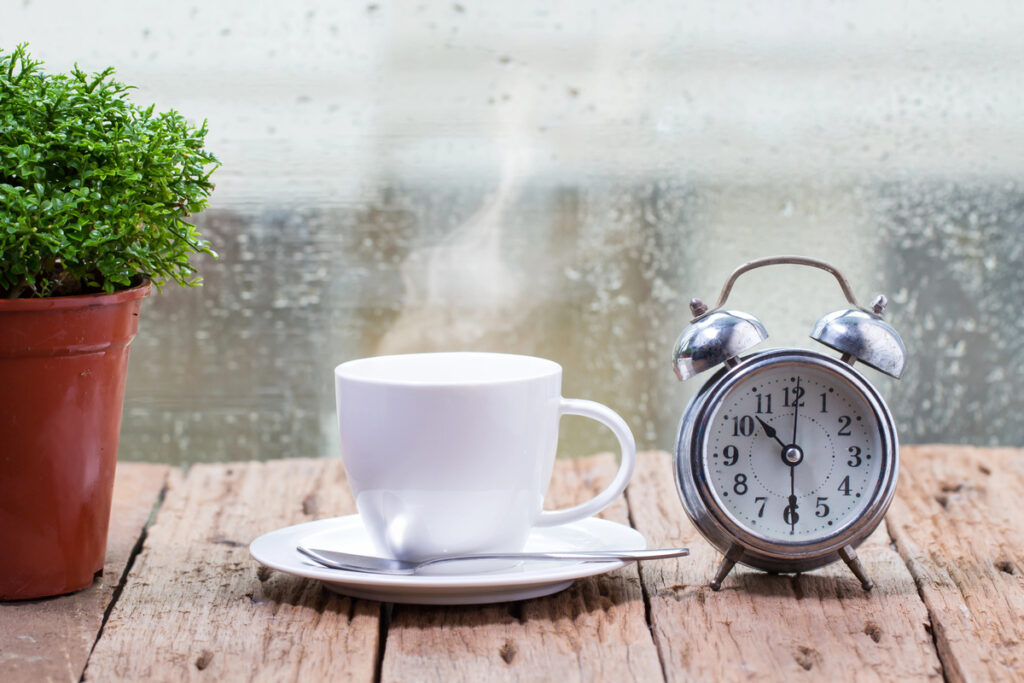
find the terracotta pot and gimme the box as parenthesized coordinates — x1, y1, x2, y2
(0, 282, 150, 600)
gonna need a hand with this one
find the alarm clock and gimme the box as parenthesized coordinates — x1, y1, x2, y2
(672, 256, 906, 591)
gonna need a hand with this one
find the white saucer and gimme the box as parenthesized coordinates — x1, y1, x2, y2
(249, 514, 647, 605)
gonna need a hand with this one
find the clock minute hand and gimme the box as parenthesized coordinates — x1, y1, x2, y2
(787, 378, 803, 537)
(791, 377, 802, 445)
(756, 416, 787, 450)
(786, 467, 799, 535)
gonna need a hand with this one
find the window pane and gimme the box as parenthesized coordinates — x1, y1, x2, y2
(11, 1, 1022, 462)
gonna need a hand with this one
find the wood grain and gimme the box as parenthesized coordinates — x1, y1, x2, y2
(0, 462, 169, 683)
(13, 447, 1019, 682)
(82, 459, 381, 682)
(887, 445, 1024, 682)
(381, 454, 665, 682)
(628, 450, 943, 681)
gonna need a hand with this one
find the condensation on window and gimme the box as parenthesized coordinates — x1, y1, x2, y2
(10, 1, 1023, 463)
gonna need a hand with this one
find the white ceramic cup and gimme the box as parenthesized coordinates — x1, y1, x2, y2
(334, 352, 636, 561)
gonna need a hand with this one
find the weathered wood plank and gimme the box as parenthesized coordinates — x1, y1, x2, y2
(0, 462, 169, 683)
(381, 454, 665, 682)
(82, 459, 380, 682)
(629, 450, 942, 681)
(887, 445, 1024, 682)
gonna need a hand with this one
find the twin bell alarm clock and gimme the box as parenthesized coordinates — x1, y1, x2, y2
(671, 256, 906, 591)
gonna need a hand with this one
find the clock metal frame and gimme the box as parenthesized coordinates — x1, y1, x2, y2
(674, 348, 899, 581)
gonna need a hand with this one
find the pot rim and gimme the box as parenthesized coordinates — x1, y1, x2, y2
(0, 280, 152, 311)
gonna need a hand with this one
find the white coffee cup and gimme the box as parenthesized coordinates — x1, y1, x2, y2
(334, 352, 636, 561)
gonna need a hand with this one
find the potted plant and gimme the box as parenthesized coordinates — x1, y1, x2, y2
(0, 45, 218, 599)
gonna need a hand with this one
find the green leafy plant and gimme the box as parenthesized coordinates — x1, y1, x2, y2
(0, 44, 218, 298)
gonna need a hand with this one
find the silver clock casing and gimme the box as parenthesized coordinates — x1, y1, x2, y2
(673, 348, 899, 574)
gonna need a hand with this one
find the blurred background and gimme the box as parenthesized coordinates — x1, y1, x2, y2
(6, 1, 1022, 464)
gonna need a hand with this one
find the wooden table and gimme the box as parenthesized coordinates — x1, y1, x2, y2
(2, 446, 1022, 682)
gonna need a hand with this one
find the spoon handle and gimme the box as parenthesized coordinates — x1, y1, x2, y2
(417, 547, 689, 567)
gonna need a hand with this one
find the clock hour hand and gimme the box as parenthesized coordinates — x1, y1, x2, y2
(756, 416, 787, 450)
(760, 415, 802, 534)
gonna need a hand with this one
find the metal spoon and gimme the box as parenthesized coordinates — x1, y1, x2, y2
(297, 545, 689, 575)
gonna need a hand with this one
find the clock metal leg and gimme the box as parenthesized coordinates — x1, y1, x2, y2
(710, 545, 744, 591)
(838, 544, 873, 591)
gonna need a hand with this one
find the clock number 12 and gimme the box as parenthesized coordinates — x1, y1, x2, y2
(783, 386, 805, 407)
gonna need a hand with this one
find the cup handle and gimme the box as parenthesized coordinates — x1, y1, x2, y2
(534, 398, 637, 527)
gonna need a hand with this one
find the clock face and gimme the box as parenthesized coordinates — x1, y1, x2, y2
(701, 360, 886, 543)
